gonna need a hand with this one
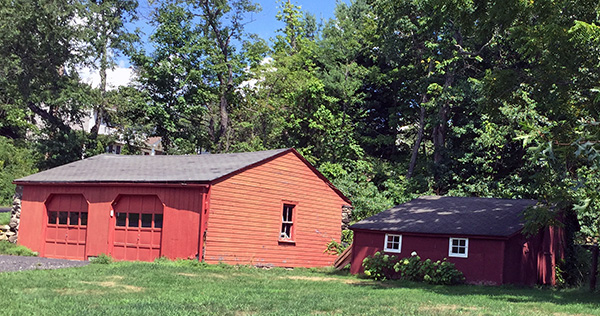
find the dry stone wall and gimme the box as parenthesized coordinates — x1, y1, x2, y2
(0, 186, 22, 243)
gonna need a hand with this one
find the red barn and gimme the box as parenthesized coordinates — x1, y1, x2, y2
(350, 196, 563, 286)
(14, 148, 350, 267)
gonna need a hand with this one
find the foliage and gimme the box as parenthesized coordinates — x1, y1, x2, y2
(0, 241, 37, 256)
(324, 239, 345, 256)
(0, 137, 37, 205)
(90, 253, 113, 264)
(363, 251, 464, 285)
(0, 212, 10, 225)
(362, 251, 399, 281)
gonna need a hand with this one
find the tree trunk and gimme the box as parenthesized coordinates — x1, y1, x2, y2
(407, 101, 426, 179)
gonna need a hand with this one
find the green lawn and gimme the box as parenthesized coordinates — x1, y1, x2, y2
(0, 261, 598, 316)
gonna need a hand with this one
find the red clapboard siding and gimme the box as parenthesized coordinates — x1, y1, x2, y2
(205, 151, 346, 267)
(19, 185, 206, 261)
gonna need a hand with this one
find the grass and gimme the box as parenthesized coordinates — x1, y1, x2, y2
(0, 241, 37, 256)
(0, 261, 598, 315)
(0, 211, 10, 225)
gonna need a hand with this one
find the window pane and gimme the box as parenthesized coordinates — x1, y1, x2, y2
(141, 214, 152, 228)
(154, 214, 163, 228)
(80, 212, 88, 226)
(48, 211, 57, 224)
(116, 213, 126, 227)
(69, 212, 79, 225)
(452, 246, 460, 253)
(459, 239, 466, 247)
(129, 213, 139, 227)
(58, 212, 68, 225)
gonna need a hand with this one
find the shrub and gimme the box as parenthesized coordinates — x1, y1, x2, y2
(363, 251, 465, 285)
(394, 253, 423, 281)
(423, 259, 465, 285)
(362, 251, 399, 280)
(90, 253, 113, 264)
(0, 241, 37, 256)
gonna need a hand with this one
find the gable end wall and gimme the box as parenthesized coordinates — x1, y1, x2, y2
(205, 151, 345, 267)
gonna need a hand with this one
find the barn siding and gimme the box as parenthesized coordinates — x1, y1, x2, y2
(351, 230, 506, 285)
(18, 185, 205, 260)
(205, 151, 346, 267)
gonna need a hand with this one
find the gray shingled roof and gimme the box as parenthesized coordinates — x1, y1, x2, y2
(15, 148, 290, 183)
(350, 196, 537, 237)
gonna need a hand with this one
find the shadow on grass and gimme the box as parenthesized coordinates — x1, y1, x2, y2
(329, 271, 600, 309)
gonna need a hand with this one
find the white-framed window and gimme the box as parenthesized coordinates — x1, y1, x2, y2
(279, 203, 295, 241)
(448, 238, 469, 258)
(384, 234, 402, 253)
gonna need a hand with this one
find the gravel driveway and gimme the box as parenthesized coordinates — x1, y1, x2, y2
(0, 255, 89, 273)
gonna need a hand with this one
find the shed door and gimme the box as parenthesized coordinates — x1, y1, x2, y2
(112, 195, 163, 261)
(45, 194, 88, 260)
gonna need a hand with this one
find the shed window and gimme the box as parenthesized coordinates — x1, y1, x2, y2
(47, 210, 86, 226)
(280, 204, 295, 241)
(128, 213, 140, 227)
(116, 213, 127, 227)
(154, 214, 163, 228)
(384, 234, 402, 253)
(449, 238, 469, 258)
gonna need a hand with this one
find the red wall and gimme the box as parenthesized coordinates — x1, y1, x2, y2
(205, 151, 346, 267)
(19, 184, 205, 260)
(351, 230, 506, 285)
(504, 226, 563, 285)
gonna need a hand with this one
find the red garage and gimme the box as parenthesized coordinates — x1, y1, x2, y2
(15, 148, 350, 267)
(350, 196, 563, 286)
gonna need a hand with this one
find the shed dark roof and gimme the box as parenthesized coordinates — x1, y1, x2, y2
(350, 196, 537, 237)
(15, 148, 290, 183)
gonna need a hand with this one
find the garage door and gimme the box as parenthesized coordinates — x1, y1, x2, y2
(45, 194, 88, 260)
(112, 195, 163, 261)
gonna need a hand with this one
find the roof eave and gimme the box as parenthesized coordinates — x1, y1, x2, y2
(350, 227, 513, 240)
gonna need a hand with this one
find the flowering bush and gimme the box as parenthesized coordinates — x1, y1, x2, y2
(362, 251, 399, 280)
(362, 251, 465, 285)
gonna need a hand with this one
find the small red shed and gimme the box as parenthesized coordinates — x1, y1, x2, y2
(14, 148, 350, 267)
(350, 196, 563, 286)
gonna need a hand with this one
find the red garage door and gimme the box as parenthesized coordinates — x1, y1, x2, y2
(112, 195, 163, 261)
(45, 194, 88, 260)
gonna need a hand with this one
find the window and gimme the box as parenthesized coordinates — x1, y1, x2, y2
(384, 234, 402, 253)
(116, 212, 163, 229)
(280, 204, 295, 241)
(449, 238, 469, 258)
(47, 210, 87, 226)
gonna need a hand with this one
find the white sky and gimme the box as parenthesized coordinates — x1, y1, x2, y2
(78, 60, 135, 90)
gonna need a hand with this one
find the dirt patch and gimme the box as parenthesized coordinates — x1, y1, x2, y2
(285, 276, 342, 282)
(552, 313, 595, 316)
(419, 304, 479, 314)
(178, 273, 200, 277)
(55, 288, 104, 295)
(78, 275, 143, 293)
(280, 275, 389, 287)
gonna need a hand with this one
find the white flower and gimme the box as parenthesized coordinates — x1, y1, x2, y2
(411, 251, 417, 256)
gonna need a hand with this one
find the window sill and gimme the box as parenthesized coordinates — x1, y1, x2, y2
(278, 239, 296, 245)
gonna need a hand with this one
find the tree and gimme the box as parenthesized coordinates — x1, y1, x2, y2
(0, 0, 95, 169)
(132, 0, 262, 153)
(83, 0, 138, 142)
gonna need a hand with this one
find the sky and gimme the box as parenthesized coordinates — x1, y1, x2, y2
(85, 0, 347, 90)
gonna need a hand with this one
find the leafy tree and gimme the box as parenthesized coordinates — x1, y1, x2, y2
(0, 137, 37, 205)
(0, 0, 96, 169)
(132, 0, 262, 153)
(82, 0, 138, 142)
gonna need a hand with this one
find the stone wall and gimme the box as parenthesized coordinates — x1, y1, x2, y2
(342, 204, 353, 231)
(0, 186, 22, 243)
